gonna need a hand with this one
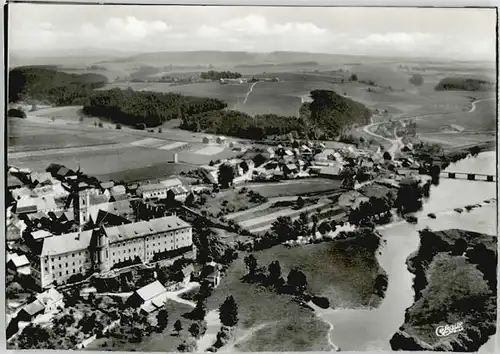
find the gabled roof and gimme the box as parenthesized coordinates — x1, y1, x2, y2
(135, 280, 166, 302)
(89, 194, 109, 206)
(8, 254, 29, 268)
(22, 299, 45, 316)
(111, 185, 126, 195)
(100, 181, 115, 190)
(36, 288, 63, 305)
(12, 187, 33, 200)
(182, 264, 195, 277)
(32, 230, 53, 240)
(40, 230, 94, 256)
(160, 178, 183, 189)
(30, 172, 52, 184)
(137, 183, 167, 193)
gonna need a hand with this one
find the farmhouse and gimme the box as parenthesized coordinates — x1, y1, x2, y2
(7, 254, 31, 276)
(126, 280, 167, 314)
(216, 136, 227, 144)
(16, 288, 64, 322)
(137, 183, 168, 200)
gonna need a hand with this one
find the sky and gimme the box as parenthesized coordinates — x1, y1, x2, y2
(8, 5, 497, 61)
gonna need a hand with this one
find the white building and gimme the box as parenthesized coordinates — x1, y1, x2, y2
(137, 183, 168, 200)
(31, 215, 193, 289)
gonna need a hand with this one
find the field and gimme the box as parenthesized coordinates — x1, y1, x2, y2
(251, 242, 382, 308)
(204, 254, 332, 352)
(86, 301, 195, 352)
(242, 179, 342, 198)
(7, 115, 241, 182)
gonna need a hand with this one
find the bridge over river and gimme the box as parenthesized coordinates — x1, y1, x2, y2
(440, 171, 496, 182)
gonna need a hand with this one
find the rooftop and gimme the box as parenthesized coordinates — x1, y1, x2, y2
(103, 215, 191, 244)
(137, 183, 167, 193)
(40, 230, 94, 256)
(159, 178, 183, 189)
(135, 280, 167, 302)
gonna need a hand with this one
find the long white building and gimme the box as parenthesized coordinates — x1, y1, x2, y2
(31, 215, 193, 288)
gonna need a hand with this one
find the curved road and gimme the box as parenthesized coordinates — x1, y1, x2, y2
(361, 97, 495, 155)
(243, 82, 260, 105)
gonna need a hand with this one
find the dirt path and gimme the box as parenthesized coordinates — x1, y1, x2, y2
(196, 309, 221, 352)
(243, 82, 259, 105)
(217, 322, 275, 353)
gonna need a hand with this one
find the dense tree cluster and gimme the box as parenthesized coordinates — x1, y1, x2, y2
(9, 67, 108, 104)
(409, 74, 424, 86)
(200, 70, 242, 80)
(435, 77, 494, 92)
(349, 196, 394, 226)
(83, 88, 227, 127)
(180, 109, 307, 140)
(309, 90, 371, 137)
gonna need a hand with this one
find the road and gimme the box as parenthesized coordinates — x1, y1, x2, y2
(243, 82, 259, 105)
(361, 97, 496, 155)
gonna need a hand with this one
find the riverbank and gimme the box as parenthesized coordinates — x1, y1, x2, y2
(316, 150, 496, 351)
(390, 228, 497, 351)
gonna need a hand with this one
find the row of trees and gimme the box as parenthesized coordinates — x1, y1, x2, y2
(243, 255, 308, 296)
(83, 88, 227, 128)
(9, 67, 108, 104)
(434, 77, 494, 92)
(200, 70, 242, 80)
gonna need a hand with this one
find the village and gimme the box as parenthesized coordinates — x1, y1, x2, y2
(4, 115, 436, 351)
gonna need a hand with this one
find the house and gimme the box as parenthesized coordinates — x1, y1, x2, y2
(316, 165, 343, 179)
(15, 196, 59, 214)
(126, 280, 167, 314)
(12, 187, 33, 200)
(110, 185, 126, 196)
(301, 145, 312, 155)
(160, 178, 183, 190)
(36, 288, 64, 313)
(137, 183, 168, 200)
(100, 181, 115, 190)
(30, 172, 53, 186)
(88, 200, 134, 226)
(16, 288, 64, 322)
(284, 164, 298, 176)
(7, 254, 31, 276)
(32, 183, 69, 199)
(16, 300, 46, 323)
(181, 264, 195, 286)
(201, 263, 221, 288)
(216, 136, 227, 144)
(170, 185, 189, 201)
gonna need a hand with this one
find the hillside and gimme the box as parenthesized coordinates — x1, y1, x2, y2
(180, 89, 371, 140)
(8, 67, 108, 105)
(95, 51, 381, 68)
(390, 228, 497, 352)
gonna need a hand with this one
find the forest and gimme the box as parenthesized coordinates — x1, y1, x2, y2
(434, 77, 494, 91)
(199, 71, 242, 80)
(179, 110, 307, 140)
(82, 88, 227, 127)
(9, 67, 108, 104)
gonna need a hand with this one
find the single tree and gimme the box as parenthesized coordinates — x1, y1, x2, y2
(218, 163, 235, 189)
(244, 254, 258, 277)
(156, 308, 169, 331)
(174, 319, 183, 334)
(189, 322, 201, 337)
(219, 295, 239, 327)
(185, 193, 195, 207)
(296, 196, 305, 209)
(287, 268, 308, 294)
(349, 73, 358, 81)
(383, 151, 392, 161)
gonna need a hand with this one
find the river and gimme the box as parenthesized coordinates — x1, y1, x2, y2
(318, 151, 497, 352)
